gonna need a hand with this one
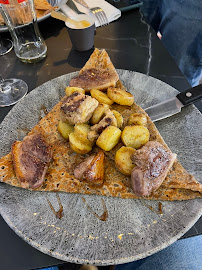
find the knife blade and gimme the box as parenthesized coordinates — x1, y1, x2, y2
(144, 84, 202, 122)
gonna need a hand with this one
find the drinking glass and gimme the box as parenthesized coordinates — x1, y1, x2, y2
(0, 37, 13, 55)
(0, 74, 28, 107)
(0, 0, 47, 63)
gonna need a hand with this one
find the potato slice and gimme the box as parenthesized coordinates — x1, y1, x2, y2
(111, 110, 123, 129)
(90, 89, 114, 105)
(121, 125, 149, 149)
(57, 120, 74, 140)
(96, 126, 121, 151)
(74, 123, 90, 137)
(74, 123, 92, 146)
(69, 133, 92, 154)
(115, 146, 136, 176)
(128, 113, 147, 126)
(91, 103, 109, 125)
(107, 87, 134, 106)
(65, 87, 85, 96)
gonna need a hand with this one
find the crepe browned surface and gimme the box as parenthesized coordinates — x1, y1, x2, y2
(75, 48, 119, 91)
(80, 48, 118, 76)
(0, 92, 202, 201)
(0, 49, 202, 201)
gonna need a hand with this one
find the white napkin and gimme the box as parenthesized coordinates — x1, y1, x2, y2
(60, 0, 121, 27)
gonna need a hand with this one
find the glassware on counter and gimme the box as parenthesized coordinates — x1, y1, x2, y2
(0, 37, 13, 55)
(0, 74, 28, 107)
(0, 0, 47, 63)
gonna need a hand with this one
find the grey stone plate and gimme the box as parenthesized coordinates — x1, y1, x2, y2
(0, 70, 201, 266)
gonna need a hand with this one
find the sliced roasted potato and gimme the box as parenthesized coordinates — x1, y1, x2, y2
(115, 146, 136, 176)
(111, 110, 123, 129)
(91, 103, 109, 125)
(69, 133, 92, 154)
(128, 113, 147, 126)
(96, 126, 121, 151)
(57, 120, 74, 140)
(74, 123, 92, 146)
(107, 87, 134, 106)
(90, 89, 114, 105)
(121, 125, 149, 149)
(65, 87, 85, 96)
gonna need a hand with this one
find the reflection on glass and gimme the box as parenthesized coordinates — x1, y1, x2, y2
(0, 75, 28, 107)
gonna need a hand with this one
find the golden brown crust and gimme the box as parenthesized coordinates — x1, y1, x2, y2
(11, 141, 28, 186)
(69, 68, 118, 91)
(0, 49, 201, 201)
(76, 49, 119, 91)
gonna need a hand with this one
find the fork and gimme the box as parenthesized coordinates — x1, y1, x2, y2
(73, 0, 109, 26)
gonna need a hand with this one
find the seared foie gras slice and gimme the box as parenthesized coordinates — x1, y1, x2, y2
(60, 92, 98, 125)
(131, 141, 176, 197)
(12, 133, 52, 189)
(74, 150, 104, 186)
(69, 68, 119, 91)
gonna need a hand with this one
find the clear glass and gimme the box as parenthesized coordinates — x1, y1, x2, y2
(0, 75, 28, 107)
(0, 37, 13, 55)
(0, 0, 47, 63)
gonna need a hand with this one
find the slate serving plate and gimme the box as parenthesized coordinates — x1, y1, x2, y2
(0, 70, 201, 266)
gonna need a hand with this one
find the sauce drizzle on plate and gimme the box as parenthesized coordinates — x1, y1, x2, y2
(46, 193, 63, 219)
(82, 197, 108, 221)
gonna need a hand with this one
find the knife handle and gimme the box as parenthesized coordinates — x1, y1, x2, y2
(177, 84, 202, 106)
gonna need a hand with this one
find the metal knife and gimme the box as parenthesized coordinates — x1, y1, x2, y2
(144, 83, 202, 122)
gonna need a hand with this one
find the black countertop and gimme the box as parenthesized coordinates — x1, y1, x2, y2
(0, 8, 201, 270)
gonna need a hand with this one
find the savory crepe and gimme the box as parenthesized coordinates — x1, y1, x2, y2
(0, 48, 202, 201)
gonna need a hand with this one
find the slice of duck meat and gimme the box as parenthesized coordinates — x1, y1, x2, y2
(131, 141, 176, 197)
(21, 133, 52, 163)
(12, 133, 52, 189)
(74, 150, 104, 186)
(69, 68, 119, 91)
(60, 92, 98, 125)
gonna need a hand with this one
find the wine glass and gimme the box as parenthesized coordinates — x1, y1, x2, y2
(0, 37, 28, 107)
(0, 74, 28, 107)
(0, 8, 28, 107)
(0, 37, 13, 56)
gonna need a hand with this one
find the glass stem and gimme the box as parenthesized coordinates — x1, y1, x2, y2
(0, 74, 4, 84)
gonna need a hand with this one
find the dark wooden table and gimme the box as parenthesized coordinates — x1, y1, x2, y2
(0, 8, 201, 270)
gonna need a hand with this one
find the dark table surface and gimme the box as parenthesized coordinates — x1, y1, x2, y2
(0, 7, 201, 270)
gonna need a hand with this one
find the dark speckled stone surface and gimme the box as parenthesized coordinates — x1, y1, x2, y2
(0, 8, 201, 270)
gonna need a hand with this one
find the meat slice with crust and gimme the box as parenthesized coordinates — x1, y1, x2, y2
(74, 150, 104, 186)
(69, 68, 119, 91)
(88, 109, 117, 142)
(21, 133, 52, 163)
(131, 141, 177, 197)
(60, 92, 99, 125)
(70, 48, 119, 91)
(12, 133, 52, 189)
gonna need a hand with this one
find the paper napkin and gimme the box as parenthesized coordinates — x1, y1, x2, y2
(61, 0, 121, 27)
